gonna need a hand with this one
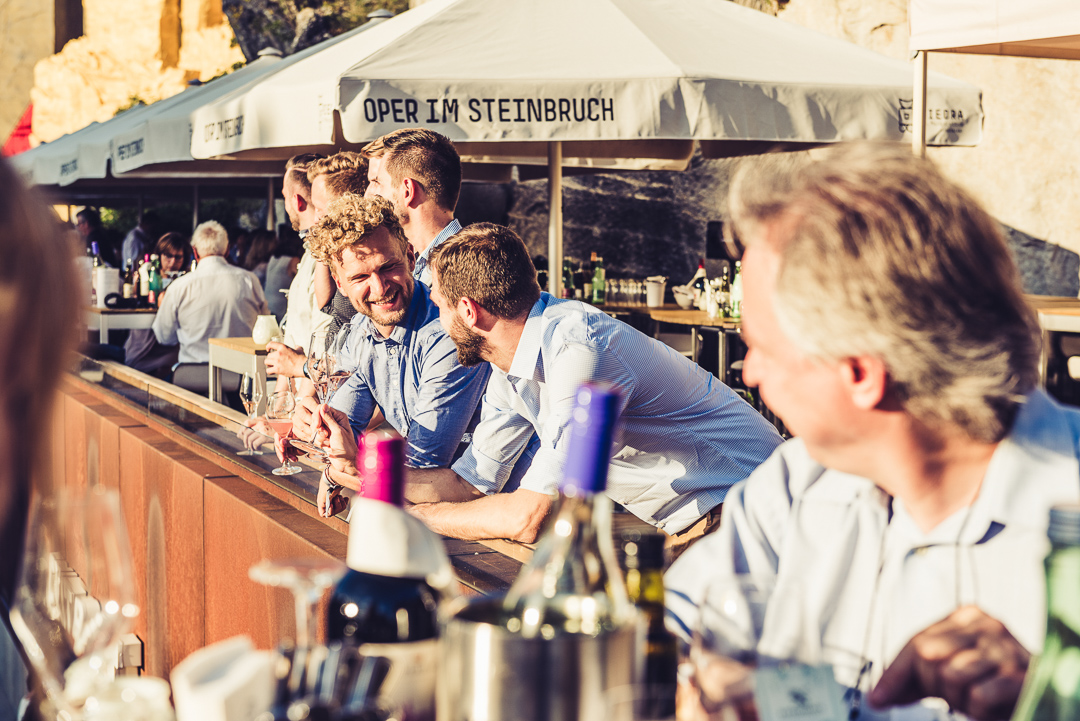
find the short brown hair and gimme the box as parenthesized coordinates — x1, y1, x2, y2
(430, 223, 540, 320)
(361, 128, 461, 212)
(306, 194, 409, 265)
(284, 152, 325, 196)
(307, 151, 368, 199)
(729, 142, 1038, 443)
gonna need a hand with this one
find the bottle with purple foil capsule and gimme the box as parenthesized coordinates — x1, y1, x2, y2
(501, 383, 633, 639)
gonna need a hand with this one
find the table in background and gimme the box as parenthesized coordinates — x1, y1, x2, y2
(207, 337, 268, 414)
(1027, 295, 1080, 385)
(85, 307, 157, 344)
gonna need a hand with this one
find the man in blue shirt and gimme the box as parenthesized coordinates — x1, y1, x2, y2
(318, 222, 783, 545)
(294, 194, 490, 516)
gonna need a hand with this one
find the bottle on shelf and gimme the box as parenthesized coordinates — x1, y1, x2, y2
(562, 259, 575, 299)
(719, 264, 732, 318)
(591, 252, 606, 305)
(122, 261, 135, 300)
(575, 260, 587, 300)
(138, 253, 151, 306)
(690, 258, 707, 307)
(622, 531, 678, 719)
(730, 260, 743, 319)
(1012, 504, 1080, 721)
(88, 242, 104, 306)
(326, 430, 455, 721)
(147, 254, 163, 306)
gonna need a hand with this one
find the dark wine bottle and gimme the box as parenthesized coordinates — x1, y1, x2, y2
(623, 531, 678, 719)
(325, 430, 453, 721)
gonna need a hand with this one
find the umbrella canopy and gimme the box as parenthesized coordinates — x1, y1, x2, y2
(910, 0, 1080, 60)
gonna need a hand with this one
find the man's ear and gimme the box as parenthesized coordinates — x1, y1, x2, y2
(296, 194, 309, 213)
(405, 245, 416, 274)
(402, 177, 423, 208)
(842, 355, 888, 411)
(458, 297, 481, 329)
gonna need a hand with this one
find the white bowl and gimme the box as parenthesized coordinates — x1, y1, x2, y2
(674, 293, 695, 309)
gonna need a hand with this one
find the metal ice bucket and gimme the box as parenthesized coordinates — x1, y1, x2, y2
(437, 597, 639, 721)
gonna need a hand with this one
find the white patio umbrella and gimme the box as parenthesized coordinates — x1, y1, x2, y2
(191, 0, 985, 295)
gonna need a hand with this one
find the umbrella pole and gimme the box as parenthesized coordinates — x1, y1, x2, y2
(267, 177, 276, 231)
(913, 50, 928, 158)
(192, 183, 200, 232)
(547, 141, 563, 298)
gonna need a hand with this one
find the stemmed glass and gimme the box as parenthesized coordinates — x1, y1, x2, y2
(266, 390, 303, 476)
(308, 330, 337, 403)
(237, 373, 265, 456)
(9, 486, 139, 716)
(249, 558, 346, 649)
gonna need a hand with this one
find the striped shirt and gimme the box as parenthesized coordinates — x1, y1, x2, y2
(413, 219, 462, 286)
(452, 294, 784, 533)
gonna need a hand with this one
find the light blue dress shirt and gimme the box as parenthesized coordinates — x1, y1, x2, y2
(452, 293, 784, 533)
(413, 219, 462, 286)
(329, 281, 491, 469)
(665, 389, 1080, 717)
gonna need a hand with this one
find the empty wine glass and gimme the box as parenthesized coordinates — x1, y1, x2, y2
(10, 486, 139, 715)
(237, 373, 265, 457)
(249, 558, 346, 648)
(266, 390, 303, 476)
(308, 330, 337, 403)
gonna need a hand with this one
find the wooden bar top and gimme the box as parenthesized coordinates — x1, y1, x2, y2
(209, 336, 269, 355)
(86, 306, 158, 315)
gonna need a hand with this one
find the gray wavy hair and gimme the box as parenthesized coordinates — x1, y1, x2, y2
(191, 220, 229, 258)
(728, 142, 1039, 443)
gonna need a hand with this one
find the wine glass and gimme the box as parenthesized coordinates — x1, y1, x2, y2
(266, 390, 303, 476)
(9, 486, 139, 715)
(237, 373, 265, 456)
(248, 558, 346, 649)
(308, 330, 337, 403)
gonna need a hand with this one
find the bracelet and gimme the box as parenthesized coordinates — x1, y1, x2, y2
(322, 464, 341, 491)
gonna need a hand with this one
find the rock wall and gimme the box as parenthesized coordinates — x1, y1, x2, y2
(31, 0, 243, 143)
(0, 0, 54, 142)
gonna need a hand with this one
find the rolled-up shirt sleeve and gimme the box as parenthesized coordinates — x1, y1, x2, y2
(404, 334, 490, 469)
(452, 374, 540, 494)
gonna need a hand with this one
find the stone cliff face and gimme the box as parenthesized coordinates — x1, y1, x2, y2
(30, 0, 243, 143)
(0, 0, 55, 144)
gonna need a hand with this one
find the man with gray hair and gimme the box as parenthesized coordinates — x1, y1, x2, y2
(153, 220, 269, 365)
(666, 143, 1080, 721)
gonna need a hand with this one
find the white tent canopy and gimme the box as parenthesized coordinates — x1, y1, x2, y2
(910, 0, 1080, 59)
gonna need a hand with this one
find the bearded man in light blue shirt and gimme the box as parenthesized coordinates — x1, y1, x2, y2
(665, 143, 1080, 721)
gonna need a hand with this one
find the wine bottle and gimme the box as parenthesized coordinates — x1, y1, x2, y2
(690, 258, 707, 307)
(326, 430, 454, 721)
(502, 383, 633, 638)
(591, 253, 606, 305)
(1012, 504, 1080, 721)
(623, 531, 678, 719)
(138, 253, 151, 305)
(730, 260, 743, 319)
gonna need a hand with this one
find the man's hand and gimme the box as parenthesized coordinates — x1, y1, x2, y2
(869, 605, 1030, 721)
(266, 341, 306, 378)
(312, 404, 359, 479)
(237, 416, 273, 451)
(317, 472, 351, 518)
(293, 395, 320, 442)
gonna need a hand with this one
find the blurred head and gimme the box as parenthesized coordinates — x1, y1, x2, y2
(729, 142, 1038, 447)
(306, 194, 414, 329)
(361, 128, 461, 221)
(0, 157, 80, 598)
(307, 152, 368, 221)
(244, 230, 277, 270)
(154, 232, 190, 273)
(283, 153, 325, 232)
(75, 207, 101, 238)
(190, 220, 229, 259)
(429, 223, 541, 366)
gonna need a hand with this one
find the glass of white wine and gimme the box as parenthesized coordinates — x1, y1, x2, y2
(237, 373, 264, 456)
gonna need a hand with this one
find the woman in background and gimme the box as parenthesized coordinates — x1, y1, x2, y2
(243, 229, 277, 286)
(0, 158, 80, 719)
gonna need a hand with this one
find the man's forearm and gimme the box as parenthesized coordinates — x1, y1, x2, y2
(407, 489, 553, 543)
(404, 467, 484, 504)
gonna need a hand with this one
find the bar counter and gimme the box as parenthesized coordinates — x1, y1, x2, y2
(53, 357, 597, 680)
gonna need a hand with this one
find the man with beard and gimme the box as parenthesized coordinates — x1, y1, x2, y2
(294, 194, 492, 517)
(361, 128, 461, 285)
(315, 224, 783, 547)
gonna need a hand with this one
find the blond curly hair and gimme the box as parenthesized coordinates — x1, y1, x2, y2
(305, 194, 409, 265)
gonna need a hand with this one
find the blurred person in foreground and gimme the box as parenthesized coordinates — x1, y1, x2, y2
(311, 223, 781, 545)
(276, 195, 492, 517)
(152, 220, 268, 372)
(665, 143, 1076, 721)
(0, 158, 81, 719)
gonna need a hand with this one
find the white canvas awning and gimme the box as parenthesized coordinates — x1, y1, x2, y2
(910, 0, 1080, 59)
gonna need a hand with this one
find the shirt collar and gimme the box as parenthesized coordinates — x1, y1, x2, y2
(417, 218, 462, 266)
(506, 293, 552, 381)
(194, 255, 229, 271)
(351, 280, 436, 344)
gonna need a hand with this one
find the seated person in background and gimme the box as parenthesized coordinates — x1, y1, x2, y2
(287, 194, 492, 517)
(152, 220, 268, 379)
(315, 223, 783, 547)
(264, 232, 302, 322)
(664, 143, 1074, 721)
(124, 232, 191, 377)
(243, 230, 277, 286)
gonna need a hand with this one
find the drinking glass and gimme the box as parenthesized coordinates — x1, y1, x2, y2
(10, 486, 139, 715)
(308, 330, 337, 403)
(237, 373, 264, 456)
(249, 558, 346, 648)
(266, 390, 303, 476)
(687, 576, 776, 721)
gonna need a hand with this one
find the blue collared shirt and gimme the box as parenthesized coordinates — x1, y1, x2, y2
(329, 281, 490, 468)
(452, 293, 785, 533)
(413, 219, 462, 286)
